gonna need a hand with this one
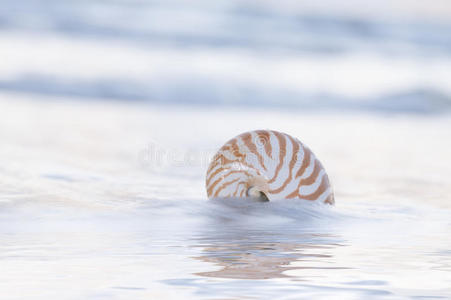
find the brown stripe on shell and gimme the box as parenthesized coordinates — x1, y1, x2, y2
(269, 133, 299, 194)
(285, 159, 321, 198)
(241, 132, 267, 171)
(207, 169, 252, 196)
(206, 165, 225, 187)
(299, 159, 321, 186)
(206, 138, 239, 172)
(239, 182, 249, 197)
(232, 182, 247, 197)
(213, 178, 241, 197)
(206, 143, 246, 186)
(206, 153, 257, 185)
(295, 146, 311, 179)
(268, 131, 286, 184)
(299, 175, 329, 201)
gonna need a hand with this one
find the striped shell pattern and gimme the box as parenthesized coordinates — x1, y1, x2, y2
(206, 130, 334, 204)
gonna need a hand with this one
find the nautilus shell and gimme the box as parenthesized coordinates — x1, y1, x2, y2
(206, 130, 334, 204)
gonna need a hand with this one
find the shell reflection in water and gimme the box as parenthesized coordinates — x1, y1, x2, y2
(194, 232, 345, 280)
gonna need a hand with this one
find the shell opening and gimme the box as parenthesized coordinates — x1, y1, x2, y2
(246, 186, 269, 202)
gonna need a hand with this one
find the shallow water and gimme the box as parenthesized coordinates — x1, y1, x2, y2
(1, 197, 450, 299)
(1, 98, 451, 299)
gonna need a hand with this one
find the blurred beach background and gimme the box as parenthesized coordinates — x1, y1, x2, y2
(1, 0, 451, 299)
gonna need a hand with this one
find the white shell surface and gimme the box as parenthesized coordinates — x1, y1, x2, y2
(206, 130, 334, 204)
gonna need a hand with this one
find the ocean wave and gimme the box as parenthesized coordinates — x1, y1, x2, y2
(1, 74, 450, 114)
(1, 0, 451, 55)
